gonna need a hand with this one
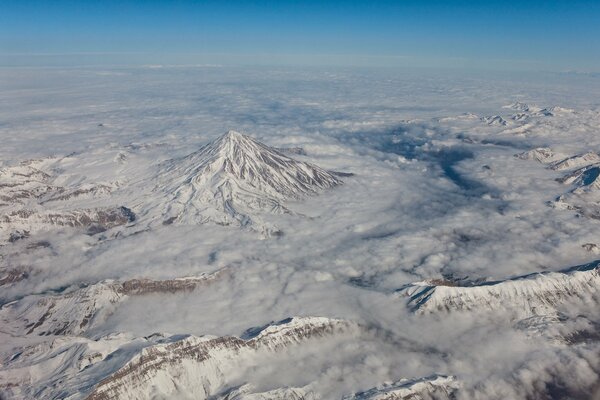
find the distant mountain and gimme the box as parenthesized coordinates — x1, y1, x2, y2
(558, 164, 600, 192)
(516, 147, 600, 219)
(152, 131, 343, 235)
(481, 115, 508, 126)
(515, 148, 565, 164)
(503, 102, 537, 112)
(550, 152, 600, 171)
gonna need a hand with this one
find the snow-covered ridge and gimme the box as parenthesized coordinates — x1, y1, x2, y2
(515, 148, 565, 164)
(0, 333, 145, 399)
(481, 115, 508, 126)
(502, 102, 567, 116)
(503, 102, 538, 112)
(86, 317, 357, 400)
(0, 269, 226, 336)
(515, 149, 600, 171)
(217, 376, 461, 400)
(0, 160, 117, 206)
(218, 384, 315, 400)
(151, 131, 343, 234)
(40, 183, 116, 204)
(549, 152, 600, 171)
(397, 260, 600, 315)
(0, 160, 129, 242)
(0, 267, 29, 286)
(558, 164, 600, 192)
(550, 151, 600, 217)
(0, 317, 357, 400)
(343, 375, 460, 400)
(516, 148, 600, 218)
(0, 164, 54, 206)
(1, 206, 135, 238)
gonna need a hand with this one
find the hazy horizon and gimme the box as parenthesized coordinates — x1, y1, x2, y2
(2, 0, 600, 72)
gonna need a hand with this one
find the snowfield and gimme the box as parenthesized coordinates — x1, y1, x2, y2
(1, 66, 600, 399)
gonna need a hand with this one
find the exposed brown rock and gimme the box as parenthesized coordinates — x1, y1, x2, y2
(85, 318, 353, 400)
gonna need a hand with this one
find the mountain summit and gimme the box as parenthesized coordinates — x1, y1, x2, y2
(154, 131, 343, 233)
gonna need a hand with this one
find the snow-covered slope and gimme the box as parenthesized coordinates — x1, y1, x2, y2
(481, 115, 508, 126)
(218, 384, 315, 400)
(558, 164, 600, 192)
(503, 102, 539, 113)
(516, 147, 600, 219)
(0, 317, 359, 400)
(0, 332, 151, 399)
(1, 206, 135, 239)
(343, 375, 460, 400)
(0, 159, 131, 242)
(150, 131, 342, 234)
(516, 148, 600, 175)
(515, 148, 565, 164)
(550, 152, 600, 171)
(397, 260, 600, 315)
(0, 270, 225, 336)
(0, 163, 55, 206)
(551, 153, 600, 218)
(85, 317, 357, 400)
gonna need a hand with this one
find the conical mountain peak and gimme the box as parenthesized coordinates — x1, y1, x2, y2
(224, 130, 243, 139)
(207, 130, 268, 160)
(156, 131, 344, 232)
(191, 130, 342, 197)
(219, 130, 245, 144)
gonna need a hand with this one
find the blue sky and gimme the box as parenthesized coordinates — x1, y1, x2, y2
(1, 0, 599, 71)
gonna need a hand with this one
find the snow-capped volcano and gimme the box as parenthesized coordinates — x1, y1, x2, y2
(153, 131, 343, 233)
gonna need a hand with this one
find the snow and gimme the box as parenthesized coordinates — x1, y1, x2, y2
(515, 148, 564, 164)
(343, 375, 460, 400)
(85, 317, 358, 400)
(0, 270, 224, 337)
(397, 260, 600, 315)
(550, 152, 600, 171)
(147, 130, 342, 235)
(2, 66, 600, 399)
(219, 384, 314, 400)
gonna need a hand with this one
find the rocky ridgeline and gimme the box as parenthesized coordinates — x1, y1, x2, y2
(0, 269, 226, 336)
(397, 260, 600, 315)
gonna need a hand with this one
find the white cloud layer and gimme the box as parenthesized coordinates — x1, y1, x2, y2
(1, 66, 600, 399)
